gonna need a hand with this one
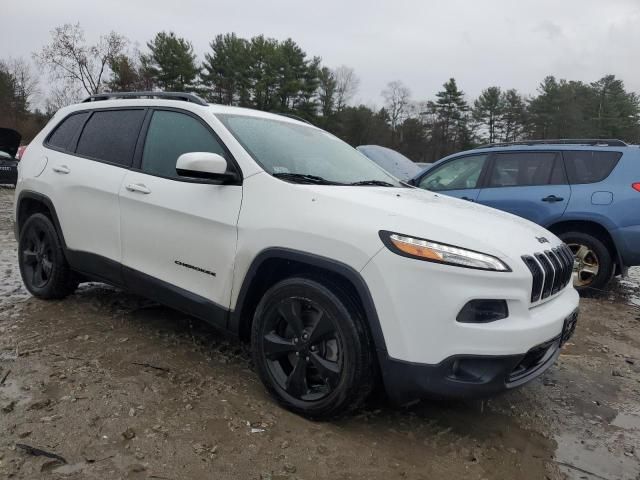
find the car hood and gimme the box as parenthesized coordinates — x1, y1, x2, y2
(305, 185, 560, 259)
(0, 128, 21, 158)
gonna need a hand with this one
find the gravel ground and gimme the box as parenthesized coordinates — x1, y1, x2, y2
(0, 186, 639, 480)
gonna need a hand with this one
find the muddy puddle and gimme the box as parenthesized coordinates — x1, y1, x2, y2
(1, 187, 639, 479)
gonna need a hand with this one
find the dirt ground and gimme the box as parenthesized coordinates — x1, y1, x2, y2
(0, 187, 639, 480)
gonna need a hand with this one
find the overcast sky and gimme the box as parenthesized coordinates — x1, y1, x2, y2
(3, 0, 640, 106)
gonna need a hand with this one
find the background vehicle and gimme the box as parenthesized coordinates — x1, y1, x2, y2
(412, 139, 640, 293)
(14, 93, 579, 418)
(0, 127, 20, 186)
(357, 145, 422, 181)
(16, 145, 28, 160)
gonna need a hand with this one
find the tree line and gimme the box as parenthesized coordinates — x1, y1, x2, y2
(1, 23, 639, 163)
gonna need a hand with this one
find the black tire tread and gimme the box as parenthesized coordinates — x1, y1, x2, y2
(19, 213, 78, 300)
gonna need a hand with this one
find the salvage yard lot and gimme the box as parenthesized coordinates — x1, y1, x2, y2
(0, 187, 639, 480)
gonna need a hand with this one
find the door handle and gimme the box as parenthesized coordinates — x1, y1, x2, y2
(541, 195, 564, 203)
(52, 165, 70, 174)
(461, 196, 475, 202)
(125, 183, 151, 194)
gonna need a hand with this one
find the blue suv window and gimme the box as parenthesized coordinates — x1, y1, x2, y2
(419, 154, 487, 191)
(487, 152, 560, 187)
(563, 151, 622, 184)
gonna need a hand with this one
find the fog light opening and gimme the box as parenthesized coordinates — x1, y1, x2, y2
(456, 299, 509, 324)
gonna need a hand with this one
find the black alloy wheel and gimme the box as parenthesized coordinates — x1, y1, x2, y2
(262, 295, 342, 401)
(18, 213, 78, 299)
(251, 277, 375, 419)
(21, 222, 55, 289)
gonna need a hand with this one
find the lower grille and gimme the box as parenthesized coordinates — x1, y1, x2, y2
(508, 337, 558, 383)
(522, 244, 574, 303)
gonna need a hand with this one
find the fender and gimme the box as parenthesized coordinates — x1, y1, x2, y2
(16, 190, 67, 247)
(230, 247, 388, 353)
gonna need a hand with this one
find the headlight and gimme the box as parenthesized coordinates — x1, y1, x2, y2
(379, 231, 510, 272)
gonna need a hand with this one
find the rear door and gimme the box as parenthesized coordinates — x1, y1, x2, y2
(415, 153, 489, 201)
(119, 108, 242, 309)
(45, 108, 146, 280)
(476, 151, 571, 225)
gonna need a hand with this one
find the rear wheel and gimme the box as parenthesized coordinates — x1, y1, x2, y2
(18, 213, 78, 299)
(251, 276, 375, 419)
(558, 231, 614, 294)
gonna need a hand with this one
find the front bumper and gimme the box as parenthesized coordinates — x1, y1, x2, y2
(360, 246, 580, 403)
(379, 309, 577, 404)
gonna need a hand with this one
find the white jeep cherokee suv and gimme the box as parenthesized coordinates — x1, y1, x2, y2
(13, 92, 579, 418)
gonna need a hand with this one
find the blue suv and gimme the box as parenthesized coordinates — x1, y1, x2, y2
(411, 140, 640, 293)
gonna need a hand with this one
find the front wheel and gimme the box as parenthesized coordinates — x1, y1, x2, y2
(251, 277, 375, 419)
(558, 231, 614, 294)
(18, 213, 78, 299)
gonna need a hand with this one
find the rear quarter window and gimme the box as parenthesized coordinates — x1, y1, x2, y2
(76, 109, 146, 167)
(46, 112, 90, 151)
(563, 151, 622, 184)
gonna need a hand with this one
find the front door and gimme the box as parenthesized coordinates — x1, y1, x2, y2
(476, 151, 571, 225)
(119, 109, 242, 311)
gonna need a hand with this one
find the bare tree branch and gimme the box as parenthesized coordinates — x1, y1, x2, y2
(334, 65, 360, 111)
(33, 23, 127, 95)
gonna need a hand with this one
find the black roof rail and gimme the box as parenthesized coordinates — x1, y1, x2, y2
(474, 139, 628, 149)
(82, 91, 208, 106)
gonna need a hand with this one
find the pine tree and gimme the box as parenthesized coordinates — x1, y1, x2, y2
(590, 75, 640, 140)
(429, 78, 470, 156)
(107, 54, 149, 92)
(472, 86, 502, 144)
(145, 32, 199, 91)
(201, 33, 250, 105)
(317, 67, 337, 119)
(499, 89, 526, 142)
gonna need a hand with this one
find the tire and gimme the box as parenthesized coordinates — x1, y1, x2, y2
(18, 213, 78, 299)
(558, 231, 614, 295)
(251, 276, 375, 419)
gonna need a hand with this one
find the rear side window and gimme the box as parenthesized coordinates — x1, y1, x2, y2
(141, 110, 227, 179)
(47, 112, 89, 151)
(563, 151, 622, 184)
(76, 110, 146, 166)
(487, 152, 559, 187)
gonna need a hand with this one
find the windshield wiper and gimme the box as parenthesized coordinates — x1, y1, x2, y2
(272, 172, 343, 185)
(349, 180, 396, 187)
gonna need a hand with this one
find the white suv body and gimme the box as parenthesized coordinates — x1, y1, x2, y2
(14, 93, 579, 417)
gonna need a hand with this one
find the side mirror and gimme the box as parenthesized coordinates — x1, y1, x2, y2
(176, 152, 238, 183)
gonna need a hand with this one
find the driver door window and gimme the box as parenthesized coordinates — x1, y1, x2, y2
(418, 155, 488, 201)
(142, 110, 227, 179)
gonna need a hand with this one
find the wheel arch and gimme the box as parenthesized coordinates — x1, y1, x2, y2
(546, 219, 622, 273)
(16, 191, 66, 248)
(230, 248, 387, 353)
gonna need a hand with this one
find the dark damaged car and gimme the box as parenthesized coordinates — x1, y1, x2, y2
(0, 128, 20, 186)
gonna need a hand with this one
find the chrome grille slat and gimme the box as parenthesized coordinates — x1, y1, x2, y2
(535, 253, 554, 299)
(521, 255, 543, 302)
(546, 250, 563, 294)
(523, 244, 573, 304)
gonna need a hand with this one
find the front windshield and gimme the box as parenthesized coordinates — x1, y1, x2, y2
(217, 114, 401, 186)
